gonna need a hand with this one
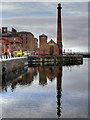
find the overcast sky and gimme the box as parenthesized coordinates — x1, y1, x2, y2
(0, 2, 88, 52)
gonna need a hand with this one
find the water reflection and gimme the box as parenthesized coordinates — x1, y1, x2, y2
(2, 64, 63, 118)
(38, 65, 62, 118)
(57, 66, 62, 118)
(2, 60, 85, 118)
(2, 67, 38, 92)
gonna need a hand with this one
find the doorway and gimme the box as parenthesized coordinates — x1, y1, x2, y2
(50, 46, 54, 55)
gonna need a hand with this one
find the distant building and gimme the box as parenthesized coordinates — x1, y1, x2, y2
(18, 31, 38, 53)
(39, 34, 47, 48)
(38, 3, 63, 56)
(33, 38, 38, 52)
(0, 27, 22, 53)
(0, 27, 38, 54)
(38, 34, 59, 55)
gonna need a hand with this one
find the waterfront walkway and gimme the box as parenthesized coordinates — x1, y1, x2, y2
(0, 56, 27, 61)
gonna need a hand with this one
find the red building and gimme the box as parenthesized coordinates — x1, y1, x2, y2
(39, 34, 47, 48)
(33, 38, 38, 53)
(0, 27, 22, 53)
(18, 32, 38, 53)
(0, 27, 38, 54)
(38, 34, 59, 55)
(38, 3, 63, 56)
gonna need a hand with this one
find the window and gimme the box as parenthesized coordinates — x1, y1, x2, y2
(4, 29, 6, 32)
(14, 38, 16, 40)
(14, 42, 15, 46)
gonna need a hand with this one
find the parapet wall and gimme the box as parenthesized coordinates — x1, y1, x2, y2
(2, 57, 28, 73)
(28, 55, 83, 63)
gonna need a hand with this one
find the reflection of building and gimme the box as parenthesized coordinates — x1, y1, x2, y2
(39, 67, 47, 86)
(46, 66, 59, 81)
(38, 65, 62, 118)
(2, 64, 62, 118)
(38, 66, 59, 85)
(2, 67, 38, 92)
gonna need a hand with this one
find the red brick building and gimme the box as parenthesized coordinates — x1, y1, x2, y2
(38, 34, 59, 55)
(0, 27, 22, 53)
(33, 38, 38, 52)
(39, 34, 47, 48)
(38, 3, 63, 56)
(0, 27, 38, 54)
(18, 32, 38, 53)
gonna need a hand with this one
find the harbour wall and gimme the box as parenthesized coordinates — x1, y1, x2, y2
(2, 57, 28, 73)
(28, 55, 83, 65)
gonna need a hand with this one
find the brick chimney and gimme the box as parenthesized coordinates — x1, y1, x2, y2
(57, 3, 62, 55)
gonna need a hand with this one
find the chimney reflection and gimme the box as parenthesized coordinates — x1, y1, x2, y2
(38, 65, 62, 118)
(57, 65, 62, 118)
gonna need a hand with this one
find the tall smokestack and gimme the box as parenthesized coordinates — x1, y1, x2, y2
(57, 3, 62, 55)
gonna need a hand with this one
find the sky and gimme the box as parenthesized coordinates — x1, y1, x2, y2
(0, 2, 88, 52)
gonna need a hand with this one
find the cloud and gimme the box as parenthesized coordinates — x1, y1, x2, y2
(0, 2, 88, 18)
(62, 15, 88, 51)
(0, 0, 89, 2)
(1, 15, 88, 52)
(0, 2, 88, 52)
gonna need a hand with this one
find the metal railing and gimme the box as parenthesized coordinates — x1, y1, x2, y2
(0, 55, 27, 61)
(0, 55, 12, 59)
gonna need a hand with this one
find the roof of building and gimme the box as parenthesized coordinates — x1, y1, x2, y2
(48, 39, 56, 45)
(18, 31, 34, 36)
(39, 34, 47, 37)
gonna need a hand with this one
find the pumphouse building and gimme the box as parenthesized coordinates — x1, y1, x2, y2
(38, 34, 59, 55)
(38, 3, 63, 55)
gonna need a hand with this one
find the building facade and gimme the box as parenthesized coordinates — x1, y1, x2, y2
(38, 34, 59, 55)
(0, 27, 22, 53)
(18, 32, 38, 53)
(0, 27, 38, 54)
(38, 3, 63, 56)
